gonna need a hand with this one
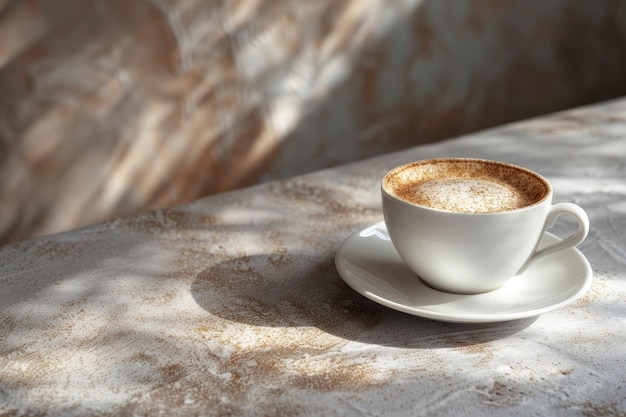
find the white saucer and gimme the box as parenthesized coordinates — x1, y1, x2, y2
(335, 222, 592, 323)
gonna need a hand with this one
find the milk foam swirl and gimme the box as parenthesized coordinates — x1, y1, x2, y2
(383, 159, 549, 213)
(404, 178, 532, 213)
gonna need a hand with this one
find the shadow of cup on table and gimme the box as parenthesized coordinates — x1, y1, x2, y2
(190, 253, 536, 350)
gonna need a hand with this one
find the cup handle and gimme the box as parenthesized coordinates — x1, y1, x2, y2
(518, 202, 590, 274)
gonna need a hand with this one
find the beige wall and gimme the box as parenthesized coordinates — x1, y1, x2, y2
(1, 0, 626, 244)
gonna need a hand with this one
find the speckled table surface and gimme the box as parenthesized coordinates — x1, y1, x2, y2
(1, 98, 626, 416)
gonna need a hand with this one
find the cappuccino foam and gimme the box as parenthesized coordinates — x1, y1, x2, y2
(408, 178, 532, 213)
(384, 159, 549, 213)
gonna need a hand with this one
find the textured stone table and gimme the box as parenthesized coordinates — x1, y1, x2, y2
(1, 98, 626, 416)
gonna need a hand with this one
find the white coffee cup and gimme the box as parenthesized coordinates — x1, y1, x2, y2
(381, 158, 589, 294)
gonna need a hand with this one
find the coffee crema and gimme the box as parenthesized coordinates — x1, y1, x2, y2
(383, 159, 549, 213)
